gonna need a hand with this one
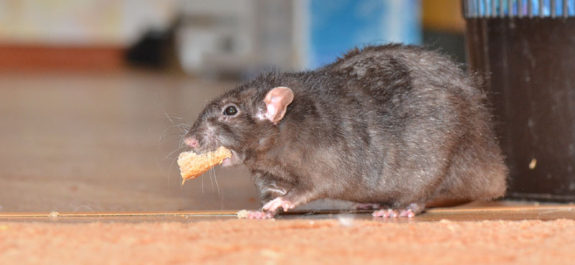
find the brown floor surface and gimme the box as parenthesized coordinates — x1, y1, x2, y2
(1, 201, 575, 222)
(1, 202, 574, 264)
(0, 71, 259, 212)
(1, 217, 575, 265)
(2, 72, 575, 264)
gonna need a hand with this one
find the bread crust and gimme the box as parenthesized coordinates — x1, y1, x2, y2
(178, 146, 232, 184)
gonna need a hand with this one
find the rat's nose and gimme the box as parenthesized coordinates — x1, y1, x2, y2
(184, 136, 199, 148)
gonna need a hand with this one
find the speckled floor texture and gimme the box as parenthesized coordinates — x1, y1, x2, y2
(1, 218, 575, 265)
(1, 202, 575, 265)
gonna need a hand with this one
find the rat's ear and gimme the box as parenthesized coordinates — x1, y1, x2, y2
(263, 86, 294, 125)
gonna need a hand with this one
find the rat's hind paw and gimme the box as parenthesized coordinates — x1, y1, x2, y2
(262, 197, 295, 214)
(371, 203, 424, 218)
(372, 209, 415, 218)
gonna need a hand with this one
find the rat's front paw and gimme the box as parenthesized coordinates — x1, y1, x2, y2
(262, 197, 295, 213)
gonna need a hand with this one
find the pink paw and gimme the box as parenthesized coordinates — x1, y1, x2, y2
(372, 209, 415, 218)
(262, 197, 295, 213)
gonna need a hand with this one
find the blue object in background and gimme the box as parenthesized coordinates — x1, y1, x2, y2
(306, 0, 421, 69)
(464, 0, 575, 17)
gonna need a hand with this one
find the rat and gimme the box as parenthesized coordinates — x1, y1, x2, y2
(183, 44, 507, 218)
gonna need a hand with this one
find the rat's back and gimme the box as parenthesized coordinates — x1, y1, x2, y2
(305, 45, 507, 207)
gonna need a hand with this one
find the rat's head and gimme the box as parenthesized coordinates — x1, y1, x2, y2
(183, 78, 294, 167)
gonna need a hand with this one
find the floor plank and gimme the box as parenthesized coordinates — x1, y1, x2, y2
(0, 71, 258, 212)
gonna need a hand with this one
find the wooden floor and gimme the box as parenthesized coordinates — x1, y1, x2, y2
(1, 71, 573, 221)
(0, 201, 574, 223)
(0, 71, 259, 212)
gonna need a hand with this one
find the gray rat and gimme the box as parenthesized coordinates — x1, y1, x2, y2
(183, 44, 507, 218)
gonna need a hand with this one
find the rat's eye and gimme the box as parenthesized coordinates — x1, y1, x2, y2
(223, 105, 238, 116)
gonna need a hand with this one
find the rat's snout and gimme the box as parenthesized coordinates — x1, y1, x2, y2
(184, 120, 220, 152)
(183, 136, 199, 149)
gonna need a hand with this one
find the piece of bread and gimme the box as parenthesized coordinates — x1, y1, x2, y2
(177, 146, 232, 184)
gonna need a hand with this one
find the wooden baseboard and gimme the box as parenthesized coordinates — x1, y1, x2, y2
(0, 44, 126, 71)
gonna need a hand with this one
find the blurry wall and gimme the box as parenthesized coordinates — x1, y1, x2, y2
(0, 0, 176, 45)
(422, 0, 465, 32)
(175, 0, 421, 78)
(0, 0, 465, 73)
(421, 0, 466, 64)
(306, 0, 421, 69)
(0, 0, 177, 71)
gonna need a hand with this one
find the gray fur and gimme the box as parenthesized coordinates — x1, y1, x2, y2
(185, 44, 507, 215)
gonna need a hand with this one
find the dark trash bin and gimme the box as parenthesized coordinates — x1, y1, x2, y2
(462, 0, 575, 201)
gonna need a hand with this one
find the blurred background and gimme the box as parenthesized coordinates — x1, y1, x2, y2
(0, 0, 466, 212)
